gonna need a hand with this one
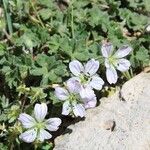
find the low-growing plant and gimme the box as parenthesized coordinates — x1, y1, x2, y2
(0, 0, 149, 149)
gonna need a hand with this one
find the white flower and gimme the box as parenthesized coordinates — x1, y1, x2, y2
(55, 78, 97, 117)
(69, 59, 104, 90)
(18, 103, 61, 143)
(55, 78, 85, 117)
(101, 43, 132, 84)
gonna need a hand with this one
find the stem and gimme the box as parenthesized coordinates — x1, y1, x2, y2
(29, 0, 45, 28)
(85, 32, 91, 48)
(10, 143, 14, 150)
(2, 0, 13, 35)
(2, 28, 11, 40)
(71, 4, 74, 38)
(86, 38, 100, 46)
(34, 144, 37, 150)
(129, 68, 134, 78)
(29, 15, 41, 24)
(21, 95, 26, 112)
(122, 70, 132, 80)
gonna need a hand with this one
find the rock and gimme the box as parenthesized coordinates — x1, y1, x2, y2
(54, 73, 150, 150)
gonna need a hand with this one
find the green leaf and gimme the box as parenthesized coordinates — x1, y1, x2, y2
(135, 47, 150, 66)
(0, 44, 5, 56)
(30, 54, 68, 85)
(29, 87, 47, 102)
(39, 8, 52, 20)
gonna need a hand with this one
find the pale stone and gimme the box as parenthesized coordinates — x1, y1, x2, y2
(54, 73, 150, 150)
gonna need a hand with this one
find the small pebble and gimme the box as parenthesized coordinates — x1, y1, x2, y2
(101, 120, 116, 131)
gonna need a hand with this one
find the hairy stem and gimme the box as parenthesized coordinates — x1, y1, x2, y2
(2, 0, 13, 35)
(29, 0, 45, 28)
(122, 70, 132, 80)
(71, 3, 74, 38)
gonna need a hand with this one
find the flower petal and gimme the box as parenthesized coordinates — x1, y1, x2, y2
(114, 45, 132, 58)
(66, 78, 81, 93)
(84, 98, 97, 109)
(18, 113, 36, 129)
(34, 103, 47, 122)
(62, 101, 71, 116)
(19, 128, 37, 143)
(101, 43, 113, 58)
(105, 58, 111, 68)
(38, 129, 52, 142)
(116, 58, 131, 72)
(80, 87, 97, 108)
(69, 60, 84, 76)
(72, 103, 85, 118)
(89, 75, 104, 90)
(84, 59, 99, 76)
(80, 86, 95, 99)
(106, 66, 118, 84)
(45, 118, 61, 131)
(55, 87, 69, 100)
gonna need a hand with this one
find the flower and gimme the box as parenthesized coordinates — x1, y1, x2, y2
(69, 59, 104, 90)
(18, 103, 61, 143)
(101, 42, 132, 84)
(55, 78, 96, 117)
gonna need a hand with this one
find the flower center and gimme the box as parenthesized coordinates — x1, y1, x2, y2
(108, 56, 117, 66)
(79, 74, 90, 84)
(69, 93, 78, 102)
(68, 93, 82, 104)
(36, 122, 45, 129)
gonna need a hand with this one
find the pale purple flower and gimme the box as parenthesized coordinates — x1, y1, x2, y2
(101, 43, 132, 84)
(55, 78, 97, 117)
(55, 79, 85, 117)
(18, 103, 61, 143)
(69, 59, 104, 90)
(80, 86, 97, 109)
